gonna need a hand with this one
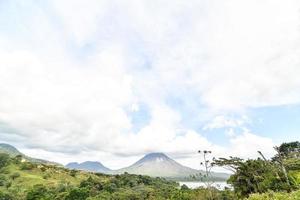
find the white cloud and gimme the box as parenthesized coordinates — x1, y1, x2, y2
(203, 115, 250, 130)
(228, 131, 276, 159)
(50, 0, 110, 46)
(0, 0, 298, 168)
(0, 45, 134, 153)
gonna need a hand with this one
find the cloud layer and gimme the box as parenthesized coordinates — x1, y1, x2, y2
(0, 0, 299, 168)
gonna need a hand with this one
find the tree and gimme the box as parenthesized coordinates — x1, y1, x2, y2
(10, 172, 20, 180)
(0, 153, 10, 169)
(65, 188, 89, 200)
(20, 162, 35, 170)
(212, 157, 243, 173)
(214, 157, 292, 197)
(70, 169, 77, 177)
(271, 141, 300, 189)
(0, 191, 13, 200)
(26, 184, 53, 200)
(276, 141, 300, 158)
(0, 175, 7, 186)
(273, 146, 291, 188)
(80, 176, 103, 195)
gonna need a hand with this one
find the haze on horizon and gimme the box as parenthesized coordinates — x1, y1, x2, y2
(0, 0, 300, 170)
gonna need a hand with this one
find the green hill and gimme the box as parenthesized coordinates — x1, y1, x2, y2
(0, 153, 236, 200)
(0, 143, 21, 156)
(0, 153, 178, 199)
(0, 143, 60, 166)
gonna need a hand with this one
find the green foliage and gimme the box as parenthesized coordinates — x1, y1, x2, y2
(181, 184, 189, 190)
(65, 188, 89, 200)
(0, 141, 299, 200)
(70, 169, 77, 177)
(227, 159, 290, 197)
(80, 176, 103, 190)
(247, 190, 300, 200)
(285, 158, 300, 171)
(214, 141, 300, 198)
(0, 153, 10, 169)
(9, 172, 20, 180)
(0, 175, 7, 186)
(86, 191, 112, 200)
(0, 191, 13, 200)
(277, 141, 300, 158)
(26, 184, 53, 200)
(20, 162, 35, 170)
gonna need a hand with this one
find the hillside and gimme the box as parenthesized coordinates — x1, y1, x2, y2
(0, 143, 60, 166)
(0, 153, 192, 200)
(0, 143, 21, 156)
(0, 143, 299, 200)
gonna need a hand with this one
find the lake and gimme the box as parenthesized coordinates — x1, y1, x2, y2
(179, 181, 231, 190)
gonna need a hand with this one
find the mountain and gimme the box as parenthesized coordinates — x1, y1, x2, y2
(113, 153, 229, 181)
(0, 143, 21, 156)
(66, 161, 111, 173)
(0, 143, 60, 166)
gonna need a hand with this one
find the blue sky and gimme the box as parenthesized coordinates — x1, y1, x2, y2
(0, 0, 300, 169)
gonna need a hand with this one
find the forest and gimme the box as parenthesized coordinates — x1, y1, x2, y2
(0, 141, 299, 200)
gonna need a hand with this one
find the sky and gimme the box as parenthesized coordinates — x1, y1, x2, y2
(0, 0, 300, 170)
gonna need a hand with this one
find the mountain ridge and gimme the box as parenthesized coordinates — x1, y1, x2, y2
(1, 143, 229, 181)
(112, 152, 229, 181)
(66, 161, 111, 173)
(0, 143, 61, 166)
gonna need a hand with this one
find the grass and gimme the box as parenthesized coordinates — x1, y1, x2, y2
(0, 161, 110, 195)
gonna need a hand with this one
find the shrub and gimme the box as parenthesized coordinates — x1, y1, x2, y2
(248, 190, 300, 200)
(10, 172, 20, 180)
(70, 170, 77, 177)
(0, 153, 10, 169)
(20, 162, 35, 170)
(65, 188, 89, 200)
(26, 184, 53, 200)
(0, 175, 7, 186)
(86, 191, 112, 200)
(42, 173, 51, 179)
(0, 191, 13, 200)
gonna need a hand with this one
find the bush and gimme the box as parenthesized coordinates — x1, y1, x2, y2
(103, 183, 117, 193)
(26, 184, 53, 200)
(86, 191, 112, 200)
(180, 184, 189, 190)
(0, 175, 7, 186)
(70, 170, 77, 177)
(10, 172, 20, 180)
(0, 153, 10, 169)
(42, 173, 51, 179)
(0, 191, 13, 200)
(80, 177, 103, 191)
(65, 188, 89, 200)
(248, 190, 300, 200)
(12, 155, 23, 164)
(20, 162, 35, 170)
(5, 181, 12, 189)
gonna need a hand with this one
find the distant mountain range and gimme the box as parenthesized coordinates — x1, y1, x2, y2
(1, 143, 229, 181)
(66, 161, 111, 173)
(0, 143, 60, 166)
(66, 152, 229, 181)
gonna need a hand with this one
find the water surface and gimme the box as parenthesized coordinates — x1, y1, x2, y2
(179, 181, 231, 190)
